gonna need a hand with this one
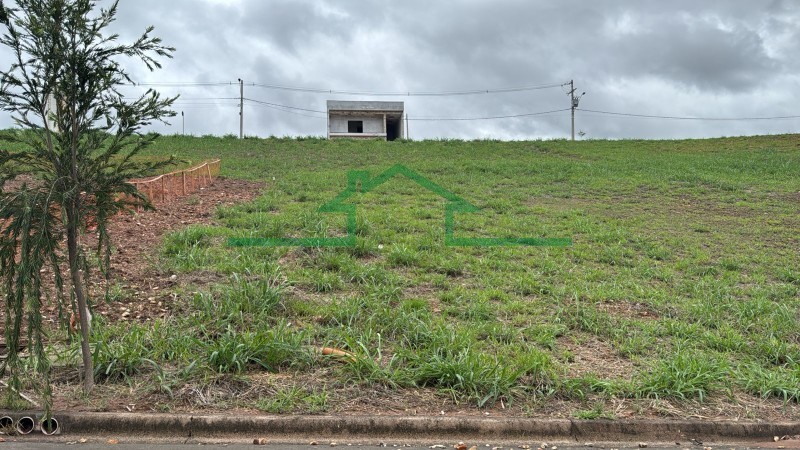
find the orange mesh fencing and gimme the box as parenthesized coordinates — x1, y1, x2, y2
(130, 159, 220, 207)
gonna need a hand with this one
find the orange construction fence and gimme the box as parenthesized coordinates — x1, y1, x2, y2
(130, 159, 221, 206)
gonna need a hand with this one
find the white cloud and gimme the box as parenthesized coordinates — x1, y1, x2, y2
(0, 0, 797, 139)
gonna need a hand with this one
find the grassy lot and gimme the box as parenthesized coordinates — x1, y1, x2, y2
(9, 133, 800, 417)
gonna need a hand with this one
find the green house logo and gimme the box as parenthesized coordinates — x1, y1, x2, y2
(228, 164, 571, 248)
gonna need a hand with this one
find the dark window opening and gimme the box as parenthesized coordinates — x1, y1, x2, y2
(348, 120, 363, 133)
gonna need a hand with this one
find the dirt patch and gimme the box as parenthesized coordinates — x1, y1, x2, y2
(87, 177, 265, 323)
(559, 334, 637, 380)
(596, 300, 660, 320)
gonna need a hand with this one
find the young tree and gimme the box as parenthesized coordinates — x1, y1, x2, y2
(0, 0, 176, 402)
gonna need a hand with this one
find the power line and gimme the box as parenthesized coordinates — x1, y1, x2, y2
(128, 81, 234, 87)
(124, 80, 567, 96)
(244, 101, 327, 119)
(408, 108, 571, 121)
(123, 81, 800, 122)
(243, 96, 569, 121)
(166, 95, 799, 124)
(579, 108, 800, 121)
(248, 81, 566, 96)
(242, 96, 569, 121)
(173, 103, 239, 107)
(125, 81, 800, 136)
(172, 97, 239, 101)
(243, 98, 327, 114)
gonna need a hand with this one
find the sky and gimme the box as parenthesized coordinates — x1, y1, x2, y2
(3, 0, 800, 140)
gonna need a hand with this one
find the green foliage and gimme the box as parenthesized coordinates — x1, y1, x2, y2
(637, 352, 729, 401)
(560, 375, 632, 399)
(91, 321, 159, 382)
(189, 273, 286, 333)
(205, 329, 265, 374)
(336, 336, 410, 388)
(387, 244, 419, 267)
(162, 225, 219, 256)
(255, 386, 328, 413)
(411, 348, 530, 407)
(736, 364, 800, 403)
(0, 0, 176, 408)
(573, 402, 615, 420)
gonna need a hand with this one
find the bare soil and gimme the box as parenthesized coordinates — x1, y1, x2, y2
(85, 177, 265, 324)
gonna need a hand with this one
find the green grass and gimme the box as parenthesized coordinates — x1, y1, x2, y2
(255, 386, 329, 413)
(10, 133, 800, 415)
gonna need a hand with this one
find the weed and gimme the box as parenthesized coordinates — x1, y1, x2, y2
(307, 270, 344, 293)
(256, 386, 329, 413)
(91, 321, 160, 382)
(387, 244, 420, 267)
(412, 348, 527, 407)
(573, 402, 615, 420)
(736, 364, 800, 402)
(337, 335, 410, 388)
(637, 352, 729, 401)
(162, 225, 219, 256)
(205, 329, 259, 374)
(560, 375, 631, 399)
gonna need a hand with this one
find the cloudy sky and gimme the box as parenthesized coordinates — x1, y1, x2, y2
(4, 0, 800, 140)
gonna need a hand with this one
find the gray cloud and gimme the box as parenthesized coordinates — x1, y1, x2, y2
(1, 0, 798, 139)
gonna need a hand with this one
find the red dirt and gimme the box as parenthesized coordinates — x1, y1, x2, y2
(0, 177, 265, 335)
(86, 177, 265, 323)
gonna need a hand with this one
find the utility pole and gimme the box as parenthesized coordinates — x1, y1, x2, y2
(181, 111, 184, 135)
(569, 80, 575, 141)
(238, 78, 244, 139)
(405, 113, 409, 140)
(566, 80, 585, 141)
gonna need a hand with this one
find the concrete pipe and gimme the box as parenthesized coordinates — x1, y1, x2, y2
(0, 415, 13, 432)
(15, 416, 35, 434)
(40, 417, 60, 435)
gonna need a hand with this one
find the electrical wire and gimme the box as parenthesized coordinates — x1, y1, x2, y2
(248, 81, 567, 96)
(578, 108, 800, 121)
(128, 81, 234, 87)
(243, 98, 327, 114)
(124, 80, 567, 96)
(172, 97, 239, 101)
(408, 108, 571, 121)
(243, 97, 569, 121)
(245, 104, 328, 119)
(124, 83, 800, 124)
(242, 98, 327, 119)
(173, 104, 239, 108)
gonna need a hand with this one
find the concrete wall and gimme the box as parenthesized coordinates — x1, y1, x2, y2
(329, 115, 384, 134)
(399, 116, 404, 139)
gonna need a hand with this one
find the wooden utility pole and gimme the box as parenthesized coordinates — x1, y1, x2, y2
(238, 78, 244, 139)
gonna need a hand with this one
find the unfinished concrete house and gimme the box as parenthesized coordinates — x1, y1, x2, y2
(327, 100, 404, 141)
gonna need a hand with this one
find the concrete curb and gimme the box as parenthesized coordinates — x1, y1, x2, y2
(2, 412, 799, 442)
